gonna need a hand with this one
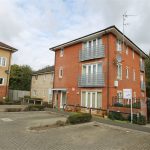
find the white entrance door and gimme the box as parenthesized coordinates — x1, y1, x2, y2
(60, 91, 66, 108)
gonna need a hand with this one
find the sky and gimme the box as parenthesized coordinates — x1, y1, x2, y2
(0, 0, 150, 71)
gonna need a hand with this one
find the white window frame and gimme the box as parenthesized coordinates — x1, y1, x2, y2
(126, 66, 129, 79)
(117, 90, 123, 103)
(117, 63, 122, 80)
(117, 39, 122, 51)
(60, 48, 64, 57)
(0, 57, 7, 67)
(0, 78, 4, 85)
(132, 50, 135, 59)
(59, 67, 63, 78)
(81, 91, 102, 108)
(82, 38, 102, 49)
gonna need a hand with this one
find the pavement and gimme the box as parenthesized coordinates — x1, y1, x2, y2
(0, 111, 150, 150)
(49, 108, 150, 133)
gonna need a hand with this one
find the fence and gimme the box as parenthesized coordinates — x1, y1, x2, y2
(8, 90, 30, 101)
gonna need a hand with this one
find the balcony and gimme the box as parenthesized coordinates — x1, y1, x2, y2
(79, 44, 105, 61)
(78, 73, 105, 87)
(141, 82, 145, 91)
(140, 62, 145, 72)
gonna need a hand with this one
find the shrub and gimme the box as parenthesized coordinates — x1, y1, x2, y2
(25, 105, 45, 111)
(4, 100, 21, 105)
(114, 102, 123, 107)
(5, 108, 22, 112)
(128, 114, 146, 125)
(24, 95, 31, 99)
(0, 101, 4, 105)
(67, 113, 92, 124)
(108, 111, 124, 121)
(43, 102, 53, 108)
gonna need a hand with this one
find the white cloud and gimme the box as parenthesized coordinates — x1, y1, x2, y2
(0, 0, 150, 70)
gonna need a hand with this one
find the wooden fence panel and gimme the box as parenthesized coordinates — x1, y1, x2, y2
(8, 90, 30, 101)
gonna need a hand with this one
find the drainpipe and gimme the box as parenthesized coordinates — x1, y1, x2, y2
(106, 32, 110, 114)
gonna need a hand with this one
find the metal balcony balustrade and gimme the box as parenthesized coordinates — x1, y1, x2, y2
(79, 44, 105, 61)
(78, 72, 105, 87)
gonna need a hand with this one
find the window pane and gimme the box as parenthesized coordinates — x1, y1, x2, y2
(87, 92, 91, 107)
(92, 93, 95, 108)
(0, 78, 3, 84)
(81, 92, 86, 106)
(97, 92, 102, 108)
(97, 64, 102, 73)
(93, 40, 96, 48)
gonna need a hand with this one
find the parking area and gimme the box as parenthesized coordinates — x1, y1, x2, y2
(0, 111, 150, 150)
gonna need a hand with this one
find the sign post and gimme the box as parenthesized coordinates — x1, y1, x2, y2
(123, 89, 132, 123)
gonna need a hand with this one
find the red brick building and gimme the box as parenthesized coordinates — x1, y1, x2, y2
(50, 26, 148, 117)
(0, 42, 17, 101)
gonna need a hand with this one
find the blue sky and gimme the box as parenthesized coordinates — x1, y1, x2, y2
(0, 0, 150, 70)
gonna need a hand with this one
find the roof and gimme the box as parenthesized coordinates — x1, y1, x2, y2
(0, 42, 18, 52)
(32, 66, 54, 75)
(49, 25, 148, 58)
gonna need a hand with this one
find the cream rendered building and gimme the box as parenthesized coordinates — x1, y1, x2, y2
(0, 42, 17, 101)
(31, 66, 54, 103)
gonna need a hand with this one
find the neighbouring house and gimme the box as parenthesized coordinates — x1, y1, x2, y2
(49, 25, 148, 118)
(0, 42, 17, 101)
(31, 66, 54, 103)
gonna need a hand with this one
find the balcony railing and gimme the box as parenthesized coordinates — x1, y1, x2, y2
(140, 62, 145, 72)
(141, 82, 145, 91)
(79, 44, 105, 61)
(78, 73, 105, 87)
(112, 96, 141, 109)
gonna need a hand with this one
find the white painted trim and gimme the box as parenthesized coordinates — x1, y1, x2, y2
(60, 91, 63, 108)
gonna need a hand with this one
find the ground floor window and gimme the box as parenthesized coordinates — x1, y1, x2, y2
(0, 78, 4, 85)
(117, 90, 123, 103)
(81, 91, 102, 108)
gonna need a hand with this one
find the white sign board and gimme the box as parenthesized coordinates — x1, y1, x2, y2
(123, 89, 132, 99)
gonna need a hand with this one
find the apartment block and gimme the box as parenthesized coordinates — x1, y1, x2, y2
(50, 26, 148, 117)
(31, 66, 54, 103)
(0, 42, 17, 101)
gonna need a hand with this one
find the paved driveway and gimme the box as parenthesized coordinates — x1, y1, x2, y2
(0, 111, 150, 150)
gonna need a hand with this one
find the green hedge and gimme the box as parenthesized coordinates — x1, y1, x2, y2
(67, 113, 92, 124)
(108, 111, 124, 121)
(25, 105, 45, 111)
(128, 114, 146, 125)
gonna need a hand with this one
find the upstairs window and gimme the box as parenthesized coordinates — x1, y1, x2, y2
(0, 57, 6, 67)
(133, 50, 135, 59)
(117, 40, 122, 51)
(126, 67, 129, 79)
(59, 67, 63, 78)
(126, 46, 128, 55)
(0, 78, 4, 85)
(117, 63, 122, 80)
(60, 48, 64, 57)
(133, 69, 136, 81)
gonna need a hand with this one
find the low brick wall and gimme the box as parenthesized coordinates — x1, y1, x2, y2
(109, 106, 141, 114)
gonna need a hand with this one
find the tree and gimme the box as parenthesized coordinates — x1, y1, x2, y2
(9, 64, 33, 91)
(145, 53, 150, 97)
